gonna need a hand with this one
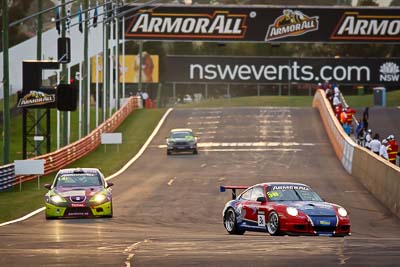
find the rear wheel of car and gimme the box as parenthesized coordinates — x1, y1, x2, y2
(224, 208, 245, 235)
(193, 149, 198, 155)
(267, 211, 281, 236)
(167, 150, 171, 155)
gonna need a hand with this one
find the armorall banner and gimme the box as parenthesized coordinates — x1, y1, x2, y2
(163, 56, 400, 85)
(123, 4, 400, 43)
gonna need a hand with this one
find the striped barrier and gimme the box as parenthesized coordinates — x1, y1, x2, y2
(0, 96, 141, 191)
(313, 89, 400, 217)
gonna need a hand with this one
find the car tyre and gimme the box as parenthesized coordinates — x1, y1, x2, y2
(267, 211, 281, 236)
(224, 208, 245, 235)
(167, 150, 171, 155)
(193, 149, 198, 155)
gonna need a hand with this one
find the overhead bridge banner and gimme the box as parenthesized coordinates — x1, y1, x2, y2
(163, 56, 400, 85)
(123, 4, 400, 43)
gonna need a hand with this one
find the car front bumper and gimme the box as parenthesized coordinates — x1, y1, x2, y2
(45, 201, 112, 218)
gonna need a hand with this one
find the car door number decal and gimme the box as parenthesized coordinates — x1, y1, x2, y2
(258, 213, 266, 227)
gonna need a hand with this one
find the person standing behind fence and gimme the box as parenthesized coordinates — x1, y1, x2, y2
(362, 107, 369, 131)
(340, 107, 348, 125)
(387, 135, 398, 164)
(370, 133, 381, 155)
(142, 90, 149, 108)
(355, 117, 364, 145)
(332, 93, 341, 109)
(379, 139, 389, 160)
(365, 129, 372, 149)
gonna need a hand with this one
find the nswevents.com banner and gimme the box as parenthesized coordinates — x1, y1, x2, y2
(163, 56, 400, 85)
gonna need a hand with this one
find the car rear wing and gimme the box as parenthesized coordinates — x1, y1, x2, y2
(220, 185, 249, 200)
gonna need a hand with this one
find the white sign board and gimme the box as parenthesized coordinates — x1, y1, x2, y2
(14, 159, 45, 175)
(101, 133, 122, 144)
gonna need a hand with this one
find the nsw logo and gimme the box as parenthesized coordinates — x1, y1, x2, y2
(379, 62, 400, 82)
(265, 9, 319, 41)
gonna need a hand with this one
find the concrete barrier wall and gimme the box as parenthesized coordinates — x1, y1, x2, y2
(313, 89, 400, 218)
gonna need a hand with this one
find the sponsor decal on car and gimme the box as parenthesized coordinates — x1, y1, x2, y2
(271, 185, 310, 191)
(265, 9, 319, 41)
(127, 10, 247, 39)
(331, 12, 400, 40)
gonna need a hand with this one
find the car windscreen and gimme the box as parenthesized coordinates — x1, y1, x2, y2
(266, 186, 323, 202)
(171, 132, 192, 139)
(54, 173, 103, 187)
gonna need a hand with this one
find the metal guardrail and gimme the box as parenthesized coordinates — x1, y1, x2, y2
(0, 96, 141, 191)
(0, 164, 15, 191)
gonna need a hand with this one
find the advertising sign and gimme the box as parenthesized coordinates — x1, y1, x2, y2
(163, 56, 400, 85)
(17, 87, 57, 109)
(91, 54, 159, 83)
(123, 4, 400, 43)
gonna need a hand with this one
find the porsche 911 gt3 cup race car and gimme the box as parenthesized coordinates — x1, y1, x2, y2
(44, 168, 113, 219)
(221, 182, 350, 236)
(166, 128, 198, 155)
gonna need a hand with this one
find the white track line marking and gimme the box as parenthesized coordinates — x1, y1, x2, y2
(125, 240, 148, 267)
(187, 121, 220, 125)
(168, 177, 176, 186)
(202, 148, 302, 152)
(157, 142, 314, 149)
(0, 109, 174, 227)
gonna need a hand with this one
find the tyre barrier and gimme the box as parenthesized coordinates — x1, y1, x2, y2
(0, 96, 141, 191)
(313, 90, 400, 217)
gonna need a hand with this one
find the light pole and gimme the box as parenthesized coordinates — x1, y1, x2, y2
(36, 0, 43, 155)
(2, 0, 10, 164)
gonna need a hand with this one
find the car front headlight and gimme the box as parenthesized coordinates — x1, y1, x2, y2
(286, 207, 298, 216)
(90, 194, 107, 203)
(338, 207, 348, 217)
(50, 195, 66, 203)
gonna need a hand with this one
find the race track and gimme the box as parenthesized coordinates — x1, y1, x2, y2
(1, 107, 400, 267)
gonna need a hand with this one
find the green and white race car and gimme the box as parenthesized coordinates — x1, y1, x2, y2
(166, 128, 198, 155)
(44, 168, 113, 219)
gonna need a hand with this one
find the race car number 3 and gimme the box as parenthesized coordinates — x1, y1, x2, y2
(258, 214, 266, 227)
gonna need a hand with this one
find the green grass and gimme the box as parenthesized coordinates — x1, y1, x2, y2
(175, 90, 400, 108)
(176, 95, 314, 108)
(0, 108, 166, 223)
(344, 90, 400, 108)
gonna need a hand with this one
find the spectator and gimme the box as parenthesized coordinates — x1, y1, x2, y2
(142, 90, 149, 108)
(332, 93, 341, 109)
(370, 133, 381, 155)
(355, 117, 364, 145)
(379, 139, 389, 160)
(345, 106, 356, 128)
(340, 107, 348, 125)
(362, 107, 369, 131)
(343, 122, 351, 136)
(334, 105, 342, 121)
(136, 89, 144, 108)
(387, 135, 399, 164)
(365, 129, 372, 149)
(325, 86, 333, 103)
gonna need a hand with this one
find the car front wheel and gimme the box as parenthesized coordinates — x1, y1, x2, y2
(267, 211, 281, 236)
(224, 208, 245, 235)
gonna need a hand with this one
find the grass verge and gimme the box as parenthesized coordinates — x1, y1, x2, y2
(0, 108, 166, 223)
(175, 90, 400, 108)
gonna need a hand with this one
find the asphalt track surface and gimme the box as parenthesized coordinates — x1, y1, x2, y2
(356, 107, 400, 140)
(1, 107, 400, 267)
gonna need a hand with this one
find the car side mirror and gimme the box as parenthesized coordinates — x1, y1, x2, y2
(44, 183, 51, 190)
(107, 182, 114, 188)
(256, 196, 266, 203)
